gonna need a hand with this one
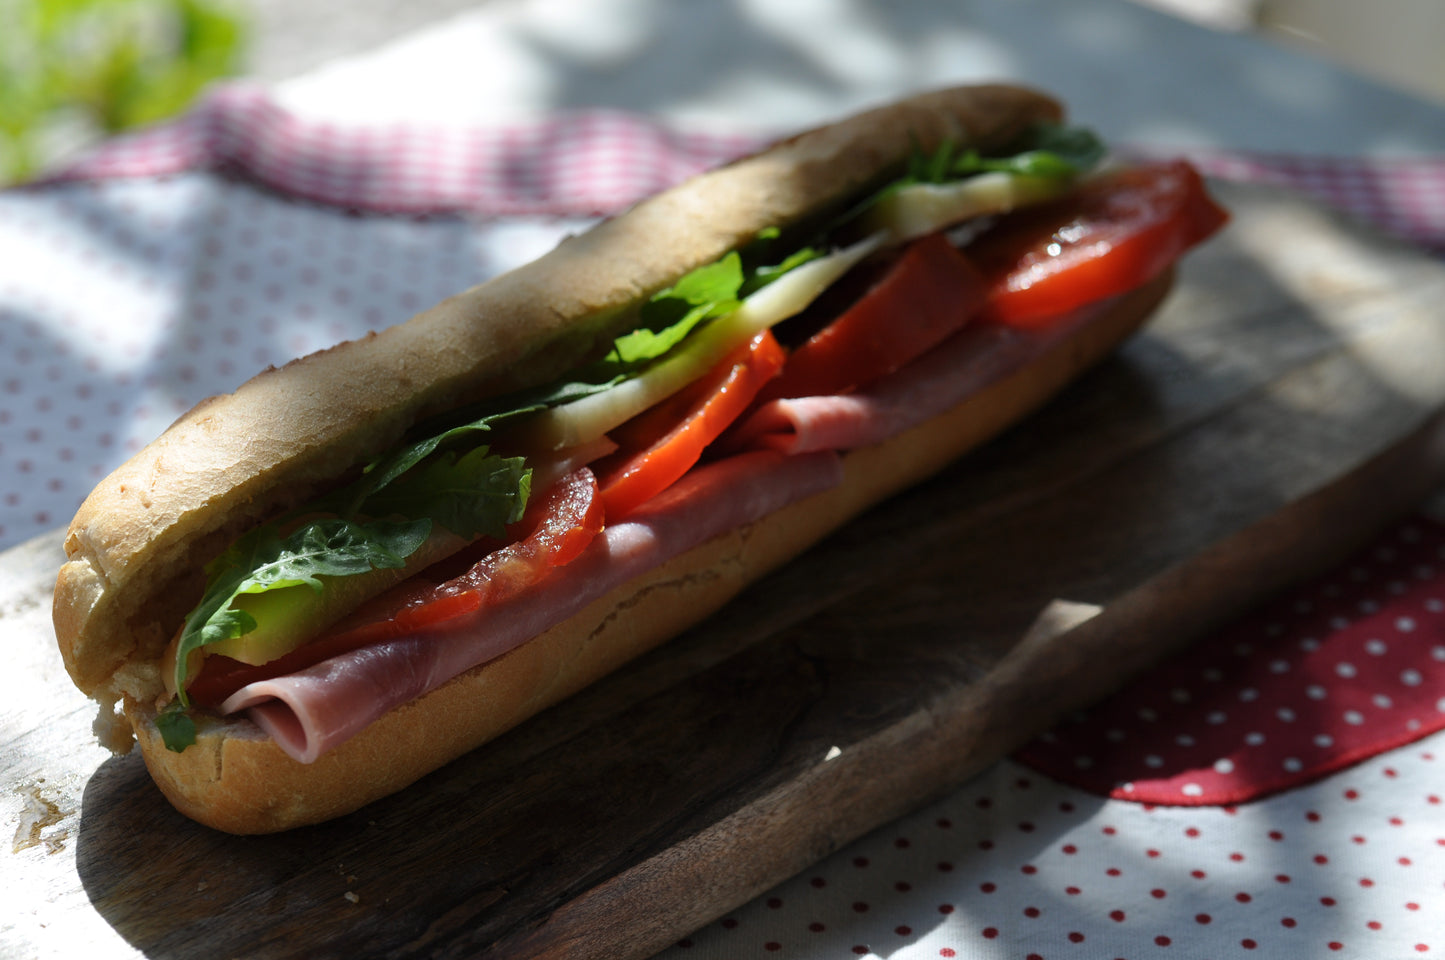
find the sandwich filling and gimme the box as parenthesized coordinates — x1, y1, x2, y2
(151, 126, 1228, 760)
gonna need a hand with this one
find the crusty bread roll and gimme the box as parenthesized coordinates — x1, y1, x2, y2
(52, 84, 1179, 833)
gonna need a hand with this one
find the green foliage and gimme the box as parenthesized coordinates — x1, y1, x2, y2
(516, 243, 818, 409)
(173, 517, 437, 703)
(613, 252, 744, 363)
(948, 122, 1108, 180)
(356, 449, 531, 542)
(172, 443, 534, 703)
(0, 0, 246, 183)
(904, 122, 1107, 187)
(155, 698, 197, 752)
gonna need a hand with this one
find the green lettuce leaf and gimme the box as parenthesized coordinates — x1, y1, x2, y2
(240, 518, 432, 591)
(155, 699, 197, 753)
(175, 516, 434, 704)
(618, 252, 745, 363)
(835, 122, 1106, 231)
(508, 243, 814, 409)
(359, 448, 530, 541)
(941, 122, 1106, 182)
(334, 406, 540, 516)
(744, 244, 825, 296)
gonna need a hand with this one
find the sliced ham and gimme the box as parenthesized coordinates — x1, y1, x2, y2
(727, 295, 1119, 455)
(221, 450, 843, 762)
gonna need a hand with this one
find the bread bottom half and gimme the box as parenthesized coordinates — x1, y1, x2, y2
(126, 272, 1171, 834)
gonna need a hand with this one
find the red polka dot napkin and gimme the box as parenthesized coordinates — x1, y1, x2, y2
(1017, 518, 1445, 805)
(658, 742, 1445, 959)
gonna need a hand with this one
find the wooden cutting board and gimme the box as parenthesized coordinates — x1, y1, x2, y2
(6, 181, 1445, 960)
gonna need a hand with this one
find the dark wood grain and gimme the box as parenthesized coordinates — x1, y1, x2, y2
(7, 182, 1445, 960)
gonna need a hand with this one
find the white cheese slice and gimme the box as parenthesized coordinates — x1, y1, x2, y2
(862, 171, 1070, 243)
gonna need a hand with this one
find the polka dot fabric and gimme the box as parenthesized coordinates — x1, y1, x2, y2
(1018, 518, 1445, 805)
(657, 742, 1445, 959)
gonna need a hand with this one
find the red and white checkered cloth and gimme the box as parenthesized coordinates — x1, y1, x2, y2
(41, 84, 1445, 253)
(1147, 147, 1445, 255)
(42, 83, 763, 218)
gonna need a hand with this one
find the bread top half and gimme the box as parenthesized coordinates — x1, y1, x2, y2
(53, 84, 1064, 704)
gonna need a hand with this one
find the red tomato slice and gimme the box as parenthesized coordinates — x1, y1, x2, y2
(185, 468, 604, 708)
(593, 329, 786, 520)
(756, 233, 987, 403)
(967, 160, 1228, 328)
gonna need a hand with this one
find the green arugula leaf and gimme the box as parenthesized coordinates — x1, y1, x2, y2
(509, 252, 750, 408)
(200, 605, 257, 647)
(923, 138, 956, 183)
(447, 239, 825, 421)
(950, 122, 1107, 180)
(744, 245, 825, 296)
(248, 519, 432, 590)
(831, 122, 1106, 235)
(511, 373, 630, 409)
(653, 252, 746, 315)
(339, 406, 539, 515)
(1017, 121, 1108, 172)
(156, 699, 197, 753)
(359, 449, 530, 540)
(615, 252, 745, 363)
(174, 516, 433, 703)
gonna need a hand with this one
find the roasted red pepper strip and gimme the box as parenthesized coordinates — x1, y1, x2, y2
(755, 232, 988, 403)
(593, 329, 786, 520)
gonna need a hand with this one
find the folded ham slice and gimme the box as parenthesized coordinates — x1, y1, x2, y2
(727, 295, 1117, 455)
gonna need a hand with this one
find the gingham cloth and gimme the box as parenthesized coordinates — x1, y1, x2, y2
(1136, 146, 1445, 256)
(7, 84, 1445, 959)
(39, 84, 1445, 250)
(40, 83, 761, 217)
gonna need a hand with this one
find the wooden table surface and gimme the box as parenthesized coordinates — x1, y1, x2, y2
(5, 181, 1445, 958)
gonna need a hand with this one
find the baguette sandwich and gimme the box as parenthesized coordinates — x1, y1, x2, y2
(53, 85, 1228, 833)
